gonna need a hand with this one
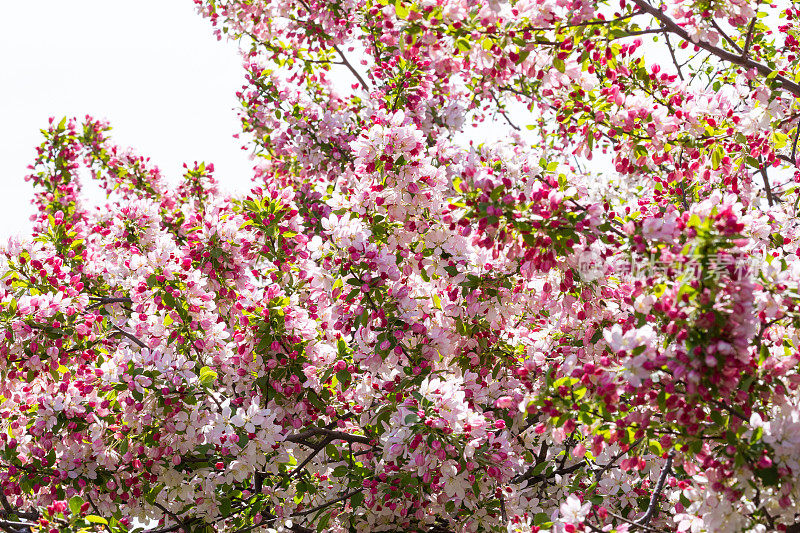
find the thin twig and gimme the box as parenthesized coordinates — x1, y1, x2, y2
(289, 437, 334, 478)
(791, 125, 800, 165)
(594, 437, 645, 480)
(110, 324, 147, 349)
(86, 493, 113, 533)
(87, 296, 132, 309)
(490, 92, 521, 131)
(333, 44, 369, 91)
(664, 33, 684, 81)
(292, 488, 364, 517)
(606, 510, 668, 532)
(710, 19, 742, 53)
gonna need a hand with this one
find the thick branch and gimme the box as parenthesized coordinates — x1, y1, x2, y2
(631, 0, 800, 96)
(636, 451, 675, 526)
(760, 165, 775, 206)
(0, 520, 36, 531)
(286, 427, 372, 445)
(87, 296, 132, 309)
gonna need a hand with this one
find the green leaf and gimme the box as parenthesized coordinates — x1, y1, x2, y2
(531, 461, 548, 476)
(419, 267, 430, 282)
(404, 413, 420, 424)
(86, 515, 109, 525)
(649, 439, 663, 456)
(199, 366, 217, 386)
(336, 369, 351, 386)
(350, 490, 365, 509)
(69, 495, 83, 516)
(394, 0, 410, 19)
(755, 465, 779, 486)
(317, 512, 331, 532)
(711, 147, 722, 170)
(326, 443, 340, 460)
(219, 497, 231, 517)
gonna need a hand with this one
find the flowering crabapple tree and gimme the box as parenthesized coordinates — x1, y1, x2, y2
(4, 0, 800, 532)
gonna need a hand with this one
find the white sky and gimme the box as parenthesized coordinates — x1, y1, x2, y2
(0, 1, 254, 241)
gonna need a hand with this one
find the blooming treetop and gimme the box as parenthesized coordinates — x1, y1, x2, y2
(2, 0, 800, 532)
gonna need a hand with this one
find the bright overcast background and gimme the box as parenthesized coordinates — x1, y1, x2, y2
(0, 1, 253, 241)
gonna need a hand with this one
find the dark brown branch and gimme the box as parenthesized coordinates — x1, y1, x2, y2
(289, 437, 334, 478)
(606, 510, 669, 532)
(595, 437, 644, 480)
(151, 501, 186, 533)
(632, 0, 800, 96)
(286, 427, 372, 445)
(87, 296, 132, 309)
(110, 324, 147, 349)
(333, 44, 370, 92)
(619, 27, 668, 37)
(742, 17, 757, 59)
(710, 19, 742, 54)
(291, 488, 364, 517)
(0, 493, 37, 521)
(0, 520, 36, 530)
(636, 451, 676, 526)
(760, 165, 775, 206)
(86, 493, 113, 533)
(490, 92, 521, 131)
(664, 33, 684, 81)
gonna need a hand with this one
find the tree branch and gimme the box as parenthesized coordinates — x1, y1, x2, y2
(0, 520, 36, 532)
(286, 427, 372, 446)
(289, 436, 334, 478)
(291, 487, 364, 517)
(759, 165, 775, 206)
(631, 0, 800, 96)
(87, 296, 132, 309)
(636, 450, 676, 527)
(86, 493, 113, 533)
(742, 17, 757, 59)
(333, 44, 370, 92)
(151, 501, 186, 533)
(110, 324, 147, 349)
(710, 19, 742, 54)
